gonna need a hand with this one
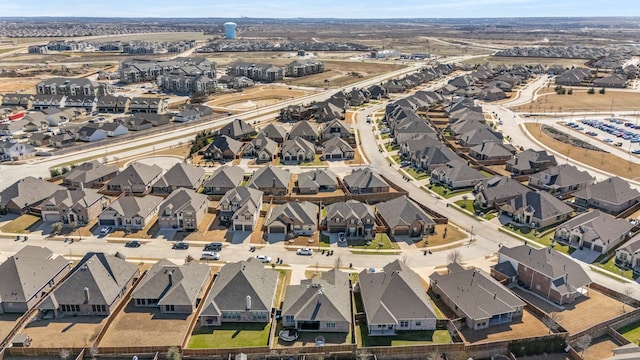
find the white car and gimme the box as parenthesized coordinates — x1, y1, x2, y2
(256, 255, 272, 263)
(296, 248, 313, 256)
(99, 226, 112, 235)
(200, 251, 220, 261)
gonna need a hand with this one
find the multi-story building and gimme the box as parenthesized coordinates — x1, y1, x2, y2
(36, 78, 107, 97)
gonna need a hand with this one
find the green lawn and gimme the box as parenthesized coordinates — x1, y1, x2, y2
(188, 323, 271, 349)
(484, 212, 497, 220)
(391, 155, 401, 163)
(300, 154, 326, 166)
(617, 320, 640, 343)
(319, 233, 330, 248)
(451, 201, 478, 219)
(349, 233, 395, 250)
(386, 143, 399, 152)
(429, 300, 446, 319)
(428, 185, 472, 199)
(381, 133, 391, 140)
(356, 325, 452, 347)
(594, 256, 637, 280)
(454, 199, 475, 211)
(405, 167, 429, 180)
(0, 214, 41, 234)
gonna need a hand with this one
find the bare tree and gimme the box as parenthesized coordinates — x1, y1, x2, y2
(621, 286, 635, 313)
(447, 249, 463, 264)
(334, 255, 342, 269)
(166, 347, 181, 360)
(542, 312, 564, 334)
(575, 334, 592, 357)
(59, 349, 71, 360)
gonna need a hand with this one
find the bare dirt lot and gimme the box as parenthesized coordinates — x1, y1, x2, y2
(516, 90, 640, 113)
(0, 314, 21, 344)
(98, 303, 195, 347)
(283, 60, 405, 88)
(460, 309, 550, 344)
(582, 335, 619, 360)
(513, 287, 627, 334)
(206, 86, 312, 112)
(525, 123, 640, 180)
(24, 316, 107, 348)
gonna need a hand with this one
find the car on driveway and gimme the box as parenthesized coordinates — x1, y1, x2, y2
(256, 255, 272, 263)
(296, 248, 313, 256)
(99, 226, 112, 235)
(172, 242, 189, 250)
(125, 240, 141, 248)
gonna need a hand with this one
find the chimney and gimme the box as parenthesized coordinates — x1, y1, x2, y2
(168, 270, 173, 286)
(246, 295, 252, 311)
(493, 293, 497, 300)
(528, 248, 532, 255)
(272, 177, 276, 188)
(83, 287, 90, 303)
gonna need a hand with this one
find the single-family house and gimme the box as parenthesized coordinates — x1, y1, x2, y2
(217, 119, 256, 140)
(321, 119, 352, 140)
(296, 169, 338, 194)
(473, 176, 530, 210)
(243, 134, 278, 162)
(50, 133, 76, 148)
(41, 188, 108, 226)
(573, 177, 640, 215)
(505, 149, 557, 176)
(259, 123, 288, 143)
(281, 137, 315, 164)
(62, 160, 119, 189)
(106, 162, 163, 194)
(376, 196, 435, 240)
(75, 126, 107, 142)
(157, 189, 209, 231)
(97, 195, 162, 230)
(203, 135, 245, 160)
(28, 133, 51, 147)
(343, 168, 389, 194)
(151, 163, 205, 194)
(288, 120, 318, 143)
(322, 137, 354, 160)
(615, 234, 640, 271)
(218, 186, 263, 231)
(555, 210, 634, 254)
(99, 122, 129, 137)
(0, 141, 36, 162)
(202, 166, 244, 195)
(500, 191, 573, 229)
(528, 164, 593, 195)
(469, 141, 515, 163)
(430, 160, 485, 189)
(0, 176, 64, 214)
(325, 200, 375, 239)
(265, 201, 318, 237)
(247, 165, 291, 196)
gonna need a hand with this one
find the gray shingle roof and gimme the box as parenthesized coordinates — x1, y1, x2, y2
(297, 169, 338, 190)
(108, 162, 163, 188)
(0, 176, 64, 208)
(573, 177, 640, 206)
(105, 195, 163, 219)
(433, 160, 485, 184)
(203, 166, 244, 189)
(288, 120, 318, 140)
(529, 164, 592, 188)
(152, 163, 205, 189)
(219, 186, 263, 211)
(326, 200, 374, 221)
(259, 123, 288, 141)
(502, 191, 573, 220)
(343, 168, 388, 190)
(376, 196, 435, 229)
(205, 135, 245, 155)
(265, 201, 318, 228)
(558, 210, 633, 246)
(506, 149, 557, 172)
(42, 188, 104, 209)
(217, 119, 255, 139)
(158, 188, 209, 216)
(247, 165, 291, 190)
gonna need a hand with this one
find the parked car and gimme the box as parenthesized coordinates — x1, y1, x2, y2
(204, 242, 223, 251)
(125, 240, 141, 248)
(256, 255, 272, 263)
(296, 248, 313, 256)
(99, 226, 112, 235)
(200, 251, 220, 260)
(172, 242, 189, 250)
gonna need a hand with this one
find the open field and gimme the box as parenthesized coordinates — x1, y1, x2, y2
(0, 314, 21, 345)
(515, 90, 640, 113)
(0, 77, 43, 93)
(206, 86, 312, 111)
(283, 60, 406, 88)
(460, 310, 550, 344)
(525, 123, 640, 180)
(462, 56, 587, 67)
(25, 316, 106, 348)
(99, 304, 195, 347)
(188, 323, 271, 349)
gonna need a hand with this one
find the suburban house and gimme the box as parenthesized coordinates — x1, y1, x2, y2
(50, 133, 76, 148)
(265, 201, 318, 237)
(325, 200, 375, 239)
(259, 123, 288, 143)
(151, 163, 205, 194)
(554, 210, 634, 254)
(430, 160, 485, 189)
(202, 166, 244, 195)
(0, 246, 71, 314)
(218, 186, 263, 231)
(129, 97, 169, 114)
(281, 137, 316, 164)
(492, 244, 591, 305)
(528, 164, 593, 195)
(456, 127, 504, 148)
(41, 188, 108, 226)
(0, 176, 64, 214)
(288, 120, 318, 143)
(106, 162, 163, 194)
(322, 137, 354, 160)
(247, 165, 291, 195)
(97, 195, 163, 230)
(594, 73, 627, 88)
(357, 260, 437, 336)
(131, 259, 212, 314)
(75, 126, 107, 142)
(243, 134, 278, 162)
(282, 269, 350, 332)
(615, 234, 640, 271)
(199, 258, 278, 326)
(573, 177, 640, 215)
(321, 119, 352, 140)
(499, 191, 574, 229)
(99, 122, 129, 137)
(62, 160, 119, 189)
(0, 140, 36, 162)
(28, 133, 51, 147)
(296, 168, 338, 194)
(376, 196, 435, 240)
(430, 263, 525, 330)
(473, 176, 530, 210)
(216, 119, 256, 140)
(203, 135, 245, 160)
(505, 149, 557, 176)
(469, 141, 515, 163)
(157, 189, 209, 231)
(343, 168, 389, 194)
(38, 252, 139, 318)
(401, 139, 458, 172)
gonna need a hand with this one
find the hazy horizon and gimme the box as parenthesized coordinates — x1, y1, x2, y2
(1, 0, 638, 19)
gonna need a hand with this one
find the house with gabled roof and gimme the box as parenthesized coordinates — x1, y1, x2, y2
(151, 163, 205, 194)
(243, 133, 278, 162)
(321, 119, 352, 140)
(49, 132, 76, 148)
(0, 246, 71, 314)
(218, 186, 263, 231)
(457, 126, 504, 147)
(343, 168, 389, 194)
(505, 149, 557, 176)
(0, 140, 35, 162)
(469, 141, 515, 163)
(0, 176, 64, 214)
(265, 201, 318, 237)
(357, 260, 437, 336)
(98, 195, 162, 230)
(322, 137, 354, 161)
(203, 166, 244, 195)
(325, 200, 375, 239)
(203, 135, 245, 160)
(281, 137, 315, 164)
(376, 196, 435, 240)
(555, 210, 633, 254)
(132, 259, 212, 314)
(247, 165, 291, 195)
(38, 252, 139, 318)
(431, 160, 485, 189)
(259, 123, 288, 143)
(529, 164, 593, 195)
(615, 234, 640, 271)
(573, 177, 640, 215)
(473, 176, 530, 210)
(96, 95, 130, 113)
(288, 120, 318, 143)
(106, 162, 163, 194)
(41, 188, 108, 226)
(158, 189, 209, 231)
(216, 118, 256, 141)
(499, 190, 573, 229)
(492, 244, 591, 305)
(282, 269, 351, 332)
(62, 160, 119, 189)
(430, 263, 525, 330)
(199, 258, 278, 326)
(296, 168, 338, 194)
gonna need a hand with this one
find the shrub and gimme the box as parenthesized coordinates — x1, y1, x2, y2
(588, 87, 595, 94)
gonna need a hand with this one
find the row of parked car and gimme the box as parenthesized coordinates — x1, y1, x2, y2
(566, 119, 640, 154)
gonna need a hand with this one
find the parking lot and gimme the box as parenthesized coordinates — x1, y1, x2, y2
(565, 118, 640, 154)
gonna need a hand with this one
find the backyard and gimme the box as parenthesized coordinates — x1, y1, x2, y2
(356, 325, 452, 346)
(188, 323, 271, 349)
(617, 320, 640, 344)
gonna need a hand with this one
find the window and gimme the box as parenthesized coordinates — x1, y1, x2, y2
(166, 305, 175, 312)
(400, 320, 409, 328)
(415, 321, 421, 326)
(326, 322, 336, 329)
(285, 315, 294, 323)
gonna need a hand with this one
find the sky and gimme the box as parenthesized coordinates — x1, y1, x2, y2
(0, 0, 639, 18)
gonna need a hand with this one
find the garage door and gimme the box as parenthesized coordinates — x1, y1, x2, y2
(593, 245, 603, 253)
(582, 241, 591, 249)
(394, 227, 409, 235)
(99, 219, 115, 226)
(234, 224, 243, 231)
(244, 225, 252, 231)
(270, 225, 285, 233)
(43, 214, 61, 222)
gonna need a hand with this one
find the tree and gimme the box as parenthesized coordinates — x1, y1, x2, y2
(600, 87, 606, 94)
(447, 249, 462, 264)
(166, 347, 181, 360)
(185, 255, 194, 263)
(50, 168, 61, 177)
(59, 349, 71, 360)
(51, 222, 62, 235)
(587, 87, 596, 94)
(575, 334, 592, 357)
(621, 286, 635, 313)
(568, 88, 573, 95)
(542, 312, 564, 334)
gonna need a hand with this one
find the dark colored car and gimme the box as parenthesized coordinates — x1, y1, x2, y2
(125, 240, 141, 248)
(172, 242, 189, 250)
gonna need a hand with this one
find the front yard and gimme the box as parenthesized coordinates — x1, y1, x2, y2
(428, 184, 472, 199)
(349, 233, 397, 250)
(594, 256, 637, 280)
(404, 167, 429, 180)
(1, 214, 41, 233)
(188, 323, 271, 349)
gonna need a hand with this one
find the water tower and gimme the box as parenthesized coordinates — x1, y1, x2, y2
(224, 22, 237, 40)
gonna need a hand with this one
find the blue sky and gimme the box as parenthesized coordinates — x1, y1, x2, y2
(0, 0, 638, 18)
